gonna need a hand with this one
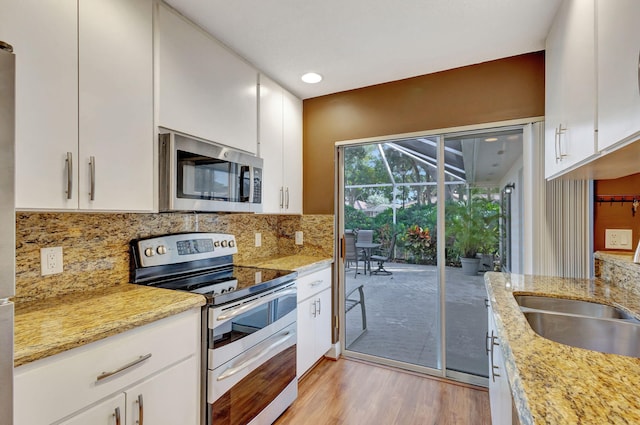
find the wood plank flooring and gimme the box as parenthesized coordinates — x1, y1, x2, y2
(275, 358, 491, 425)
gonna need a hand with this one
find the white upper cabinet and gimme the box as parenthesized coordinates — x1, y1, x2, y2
(0, 0, 78, 210)
(544, 0, 597, 179)
(282, 89, 303, 214)
(158, 3, 258, 154)
(258, 74, 303, 214)
(596, 0, 640, 152)
(78, 0, 153, 211)
(0, 0, 153, 211)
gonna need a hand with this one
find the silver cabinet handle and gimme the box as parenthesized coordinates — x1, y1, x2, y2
(65, 152, 73, 199)
(285, 187, 290, 209)
(490, 332, 501, 382)
(279, 187, 284, 208)
(310, 299, 317, 317)
(316, 298, 321, 315)
(96, 353, 152, 382)
(113, 406, 121, 425)
(136, 394, 144, 425)
(555, 125, 567, 163)
(89, 156, 96, 201)
(637, 49, 640, 96)
(309, 279, 324, 287)
(485, 332, 491, 355)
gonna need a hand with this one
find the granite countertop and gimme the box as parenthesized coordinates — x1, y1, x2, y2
(237, 254, 333, 275)
(485, 272, 640, 425)
(14, 284, 205, 367)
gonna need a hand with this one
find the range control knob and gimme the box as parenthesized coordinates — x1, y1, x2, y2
(221, 240, 228, 248)
(228, 240, 236, 248)
(157, 245, 167, 255)
(144, 247, 154, 257)
(213, 241, 221, 248)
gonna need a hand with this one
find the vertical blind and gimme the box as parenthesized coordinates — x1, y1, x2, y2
(533, 178, 591, 278)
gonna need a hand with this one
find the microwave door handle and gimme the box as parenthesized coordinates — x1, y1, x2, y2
(216, 288, 297, 321)
(239, 166, 249, 201)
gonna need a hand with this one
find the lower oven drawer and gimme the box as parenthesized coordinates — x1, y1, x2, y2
(208, 321, 296, 404)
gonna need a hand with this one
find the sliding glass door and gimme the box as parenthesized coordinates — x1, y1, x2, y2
(337, 125, 524, 385)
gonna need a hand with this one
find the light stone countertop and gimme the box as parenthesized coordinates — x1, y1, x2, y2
(14, 284, 205, 367)
(237, 255, 333, 276)
(485, 272, 640, 425)
(14, 255, 331, 368)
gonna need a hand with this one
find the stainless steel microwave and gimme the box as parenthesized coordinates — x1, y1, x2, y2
(159, 132, 263, 213)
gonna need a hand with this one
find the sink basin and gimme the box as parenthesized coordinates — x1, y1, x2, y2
(514, 295, 637, 321)
(523, 311, 640, 357)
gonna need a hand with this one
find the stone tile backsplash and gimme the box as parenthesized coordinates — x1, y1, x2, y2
(15, 212, 334, 302)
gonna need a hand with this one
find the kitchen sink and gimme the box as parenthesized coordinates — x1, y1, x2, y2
(523, 311, 640, 357)
(514, 295, 638, 321)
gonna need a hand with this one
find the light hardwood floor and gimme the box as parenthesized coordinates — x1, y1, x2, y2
(275, 358, 491, 425)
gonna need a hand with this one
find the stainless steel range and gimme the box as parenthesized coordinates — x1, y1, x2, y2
(130, 233, 298, 425)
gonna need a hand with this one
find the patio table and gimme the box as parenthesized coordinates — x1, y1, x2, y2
(355, 242, 381, 275)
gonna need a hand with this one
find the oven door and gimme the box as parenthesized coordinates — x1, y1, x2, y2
(209, 283, 297, 368)
(208, 322, 296, 425)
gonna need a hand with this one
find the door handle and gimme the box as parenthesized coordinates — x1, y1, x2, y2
(136, 394, 144, 425)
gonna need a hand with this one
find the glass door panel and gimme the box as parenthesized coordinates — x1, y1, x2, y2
(341, 138, 441, 371)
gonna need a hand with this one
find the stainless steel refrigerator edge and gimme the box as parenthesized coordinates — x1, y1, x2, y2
(0, 41, 15, 425)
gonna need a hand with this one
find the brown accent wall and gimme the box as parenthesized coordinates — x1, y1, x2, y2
(594, 173, 640, 252)
(303, 52, 546, 214)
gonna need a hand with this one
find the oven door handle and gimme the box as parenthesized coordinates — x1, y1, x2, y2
(216, 329, 295, 381)
(216, 288, 297, 321)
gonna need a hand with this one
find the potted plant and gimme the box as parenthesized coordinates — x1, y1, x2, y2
(449, 198, 492, 275)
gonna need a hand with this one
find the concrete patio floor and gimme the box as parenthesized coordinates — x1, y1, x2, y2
(344, 261, 489, 378)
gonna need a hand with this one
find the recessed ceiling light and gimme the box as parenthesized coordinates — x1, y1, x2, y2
(484, 137, 498, 142)
(301, 72, 323, 84)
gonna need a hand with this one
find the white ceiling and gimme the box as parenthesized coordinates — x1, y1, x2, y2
(164, 0, 561, 100)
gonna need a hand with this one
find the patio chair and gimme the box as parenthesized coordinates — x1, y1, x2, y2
(346, 284, 367, 333)
(370, 233, 398, 276)
(344, 231, 362, 277)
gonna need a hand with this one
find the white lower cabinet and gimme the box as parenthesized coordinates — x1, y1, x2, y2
(487, 303, 513, 425)
(58, 393, 125, 425)
(296, 266, 332, 377)
(15, 309, 200, 425)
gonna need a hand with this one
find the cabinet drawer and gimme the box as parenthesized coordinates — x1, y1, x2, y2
(15, 309, 200, 425)
(297, 267, 332, 302)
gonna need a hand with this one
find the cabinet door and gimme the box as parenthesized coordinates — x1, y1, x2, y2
(125, 356, 199, 425)
(544, 0, 597, 179)
(282, 89, 303, 214)
(59, 393, 125, 425)
(78, 0, 153, 211)
(597, 0, 640, 151)
(297, 297, 317, 377)
(258, 74, 285, 213)
(0, 0, 78, 209)
(488, 307, 512, 425)
(159, 4, 258, 154)
(315, 287, 333, 359)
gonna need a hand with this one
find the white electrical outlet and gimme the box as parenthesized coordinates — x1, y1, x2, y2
(295, 231, 303, 245)
(255, 232, 262, 247)
(605, 229, 633, 250)
(41, 247, 63, 276)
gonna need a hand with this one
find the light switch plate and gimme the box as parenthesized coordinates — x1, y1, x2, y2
(295, 231, 303, 245)
(255, 232, 262, 247)
(605, 229, 633, 250)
